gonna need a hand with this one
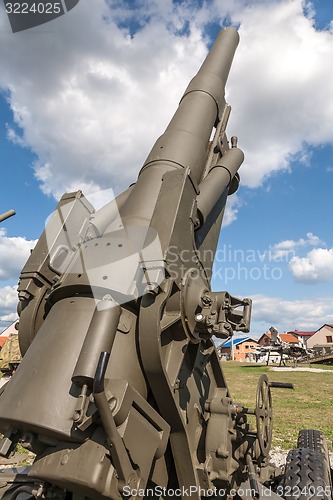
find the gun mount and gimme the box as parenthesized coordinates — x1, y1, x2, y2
(0, 27, 331, 500)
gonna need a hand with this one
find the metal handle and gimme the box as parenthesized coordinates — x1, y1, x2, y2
(269, 382, 294, 389)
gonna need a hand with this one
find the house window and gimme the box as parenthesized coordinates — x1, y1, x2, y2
(326, 336, 332, 343)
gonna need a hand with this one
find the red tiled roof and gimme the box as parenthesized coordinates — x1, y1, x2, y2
(287, 331, 315, 337)
(0, 337, 8, 348)
(265, 333, 300, 343)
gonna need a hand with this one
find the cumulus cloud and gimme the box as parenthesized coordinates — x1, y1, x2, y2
(289, 247, 333, 283)
(0, 0, 332, 199)
(0, 228, 36, 281)
(224, 0, 333, 186)
(0, 0, 208, 198)
(0, 285, 18, 325)
(268, 233, 333, 283)
(223, 194, 240, 227)
(251, 293, 333, 333)
(271, 232, 324, 259)
(274, 232, 323, 251)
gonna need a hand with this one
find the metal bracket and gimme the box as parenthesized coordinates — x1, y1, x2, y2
(201, 291, 252, 337)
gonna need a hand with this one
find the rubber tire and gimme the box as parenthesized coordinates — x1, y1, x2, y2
(281, 448, 332, 499)
(297, 429, 329, 456)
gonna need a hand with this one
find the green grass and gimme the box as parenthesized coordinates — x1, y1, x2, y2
(221, 361, 333, 451)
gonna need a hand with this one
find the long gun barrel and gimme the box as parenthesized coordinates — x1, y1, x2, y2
(143, 26, 239, 183)
(111, 27, 241, 230)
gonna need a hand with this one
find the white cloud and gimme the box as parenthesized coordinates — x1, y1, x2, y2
(271, 232, 324, 259)
(289, 247, 333, 283)
(0, 0, 332, 201)
(0, 228, 37, 281)
(274, 232, 323, 251)
(226, 0, 333, 187)
(251, 294, 333, 333)
(0, 0, 208, 199)
(268, 234, 333, 285)
(0, 285, 18, 325)
(223, 194, 240, 227)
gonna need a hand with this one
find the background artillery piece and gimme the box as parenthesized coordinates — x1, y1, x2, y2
(0, 210, 15, 224)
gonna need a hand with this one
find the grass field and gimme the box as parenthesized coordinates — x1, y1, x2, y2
(221, 361, 333, 451)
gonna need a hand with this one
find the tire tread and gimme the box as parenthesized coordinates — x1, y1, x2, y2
(282, 448, 332, 499)
(297, 429, 329, 456)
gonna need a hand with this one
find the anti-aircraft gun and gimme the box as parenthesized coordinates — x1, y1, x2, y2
(0, 27, 331, 500)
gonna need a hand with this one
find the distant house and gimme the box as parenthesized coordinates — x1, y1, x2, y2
(306, 324, 333, 349)
(258, 332, 299, 346)
(218, 337, 258, 362)
(287, 330, 315, 345)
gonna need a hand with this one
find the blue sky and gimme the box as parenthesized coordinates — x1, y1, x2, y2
(0, 94, 55, 240)
(0, 0, 333, 336)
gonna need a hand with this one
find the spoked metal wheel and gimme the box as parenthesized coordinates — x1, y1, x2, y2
(255, 374, 273, 457)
